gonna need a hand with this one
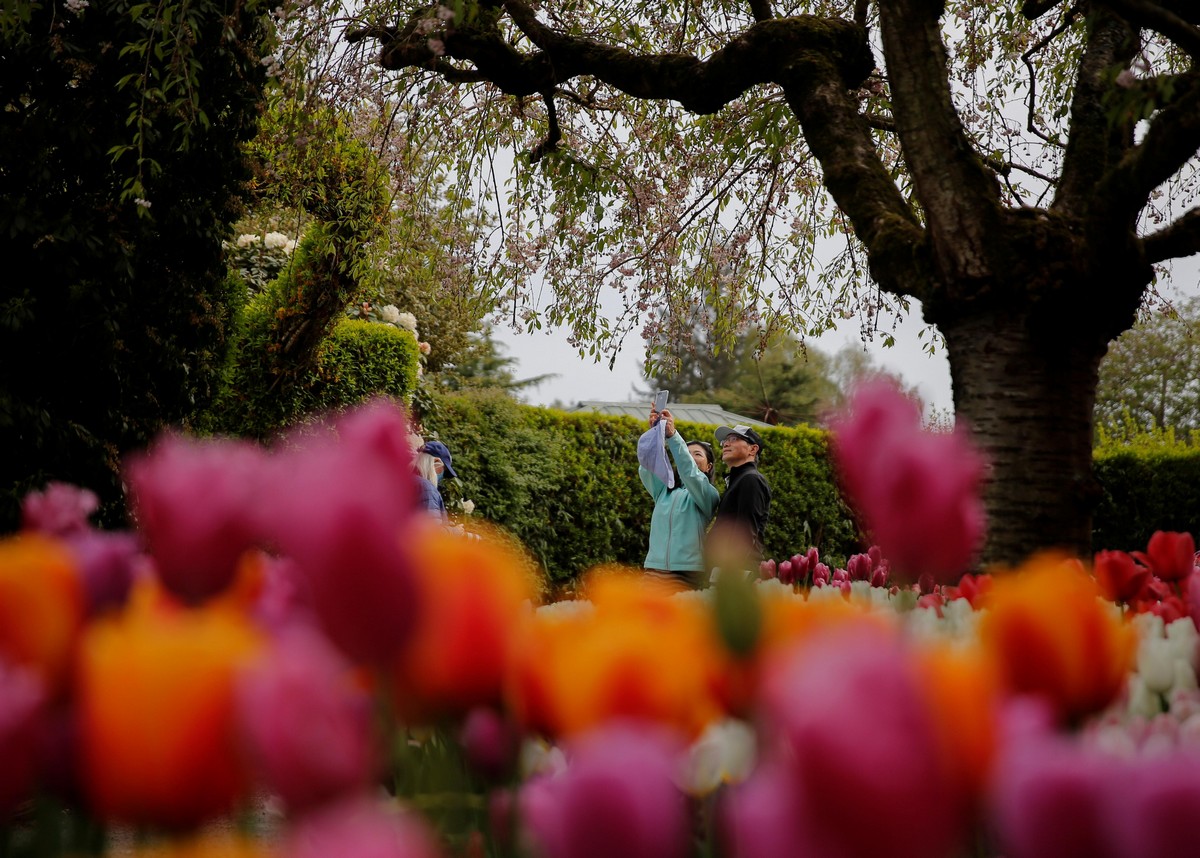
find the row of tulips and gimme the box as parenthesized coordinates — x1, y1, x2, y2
(1, 392, 1199, 858)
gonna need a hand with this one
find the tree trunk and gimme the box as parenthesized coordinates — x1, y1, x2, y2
(941, 310, 1108, 567)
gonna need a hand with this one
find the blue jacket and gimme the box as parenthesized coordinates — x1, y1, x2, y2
(640, 431, 720, 574)
(418, 477, 446, 519)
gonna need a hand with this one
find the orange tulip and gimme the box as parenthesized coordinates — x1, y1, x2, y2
(978, 553, 1135, 725)
(506, 572, 728, 738)
(915, 643, 1000, 798)
(77, 601, 263, 827)
(0, 533, 84, 694)
(392, 525, 537, 722)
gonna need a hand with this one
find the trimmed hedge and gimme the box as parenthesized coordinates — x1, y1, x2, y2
(1093, 449, 1200, 551)
(422, 390, 860, 581)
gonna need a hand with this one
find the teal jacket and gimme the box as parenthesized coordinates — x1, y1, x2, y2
(640, 431, 720, 574)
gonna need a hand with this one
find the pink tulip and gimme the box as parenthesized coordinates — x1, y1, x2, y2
(777, 560, 794, 585)
(258, 400, 420, 664)
(21, 482, 98, 536)
(1110, 752, 1200, 858)
(846, 553, 872, 582)
(830, 382, 985, 583)
(126, 434, 265, 604)
(65, 531, 141, 616)
(286, 795, 443, 858)
(1136, 531, 1197, 583)
(0, 657, 45, 813)
(759, 626, 965, 858)
(811, 563, 830, 587)
(237, 627, 375, 812)
(758, 559, 777, 580)
(719, 762, 806, 858)
(519, 722, 689, 858)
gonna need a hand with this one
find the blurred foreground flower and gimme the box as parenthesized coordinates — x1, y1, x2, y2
(829, 381, 985, 583)
(77, 600, 263, 827)
(285, 796, 443, 858)
(258, 400, 420, 665)
(126, 436, 264, 605)
(979, 554, 1134, 725)
(236, 627, 375, 813)
(0, 656, 46, 813)
(519, 722, 689, 858)
(0, 533, 84, 694)
(392, 526, 535, 722)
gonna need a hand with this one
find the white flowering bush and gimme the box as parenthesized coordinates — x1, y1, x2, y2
(224, 231, 297, 293)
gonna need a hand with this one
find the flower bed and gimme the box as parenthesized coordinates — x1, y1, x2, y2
(1, 393, 1198, 858)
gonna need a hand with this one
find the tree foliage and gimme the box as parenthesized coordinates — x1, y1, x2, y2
(1095, 295, 1200, 437)
(0, 0, 273, 528)
(336, 0, 1200, 563)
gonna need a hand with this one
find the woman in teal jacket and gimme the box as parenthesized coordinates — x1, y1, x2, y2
(639, 408, 720, 592)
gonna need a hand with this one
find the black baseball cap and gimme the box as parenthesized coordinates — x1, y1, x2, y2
(714, 425, 764, 449)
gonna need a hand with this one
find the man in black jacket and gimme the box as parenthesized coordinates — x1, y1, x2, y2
(711, 424, 771, 563)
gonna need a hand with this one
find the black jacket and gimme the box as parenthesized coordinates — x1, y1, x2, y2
(715, 460, 771, 559)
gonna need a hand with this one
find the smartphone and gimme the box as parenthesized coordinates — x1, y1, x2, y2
(653, 389, 669, 412)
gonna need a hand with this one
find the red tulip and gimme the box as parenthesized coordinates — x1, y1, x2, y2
(0, 657, 45, 813)
(1092, 550, 1150, 603)
(1136, 531, 1197, 582)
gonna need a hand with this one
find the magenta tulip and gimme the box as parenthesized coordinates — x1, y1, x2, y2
(126, 434, 265, 604)
(719, 762, 806, 858)
(257, 400, 421, 664)
(830, 381, 985, 583)
(1110, 752, 1200, 858)
(21, 482, 98, 536)
(286, 796, 443, 858)
(519, 722, 689, 858)
(237, 627, 375, 812)
(0, 657, 45, 812)
(759, 626, 965, 858)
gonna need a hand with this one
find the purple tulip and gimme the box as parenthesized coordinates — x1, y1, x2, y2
(126, 434, 265, 604)
(64, 530, 141, 616)
(286, 796, 443, 858)
(519, 722, 690, 858)
(237, 628, 376, 812)
(0, 657, 45, 813)
(257, 400, 421, 665)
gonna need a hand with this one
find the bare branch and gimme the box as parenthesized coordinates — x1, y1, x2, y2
(1022, 0, 1066, 19)
(1021, 3, 1081, 149)
(854, 0, 869, 27)
(1102, 0, 1200, 60)
(1144, 207, 1200, 263)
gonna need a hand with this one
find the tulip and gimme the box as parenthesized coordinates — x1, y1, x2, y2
(811, 563, 830, 587)
(846, 553, 872, 581)
(0, 533, 84, 694)
(0, 656, 45, 813)
(21, 482, 98, 536)
(506, 575, 728, 738)
(236, 627, 375, 812)
(1110, 752, 1200, 858)
(757, 625, 981, 858)
(66, 530, 141, 616)
(758, 559, 776, 580)
(776, 559, 793, 585)
(460, 707, 520, 783)
(257, 400, 420, 665)
(1093, 550, 1150, 604)
(829, 381, 985, 583)
(989, 735, 1120, 858)
(286, 796, 443, 858)
(126, 435, 265, 605)
(519, 722, 689, 858)
(1136, 530, 1197, 582)
(978, 554, 1135, 725)
(77, 602, 263, 827)
(393, 526, 535, 721)
(718, 761, 804, 858)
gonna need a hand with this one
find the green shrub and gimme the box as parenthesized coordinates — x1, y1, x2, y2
(1093, 448, 1200, 551)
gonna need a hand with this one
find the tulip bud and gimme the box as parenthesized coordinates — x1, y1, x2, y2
(777, 560, 793, 586)
(758, 559, 777, 580)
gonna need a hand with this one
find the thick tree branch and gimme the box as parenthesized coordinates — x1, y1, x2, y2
(1143, 207, 1200, 264)
(1102, 0, 1200, 59)
(1054, 8, 1139, 216)
(749, 0, 773, 22)
(1096, 71, 1200, 220)
(877, 0, 1002, 285)
(1022, 0, 1066, 19)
